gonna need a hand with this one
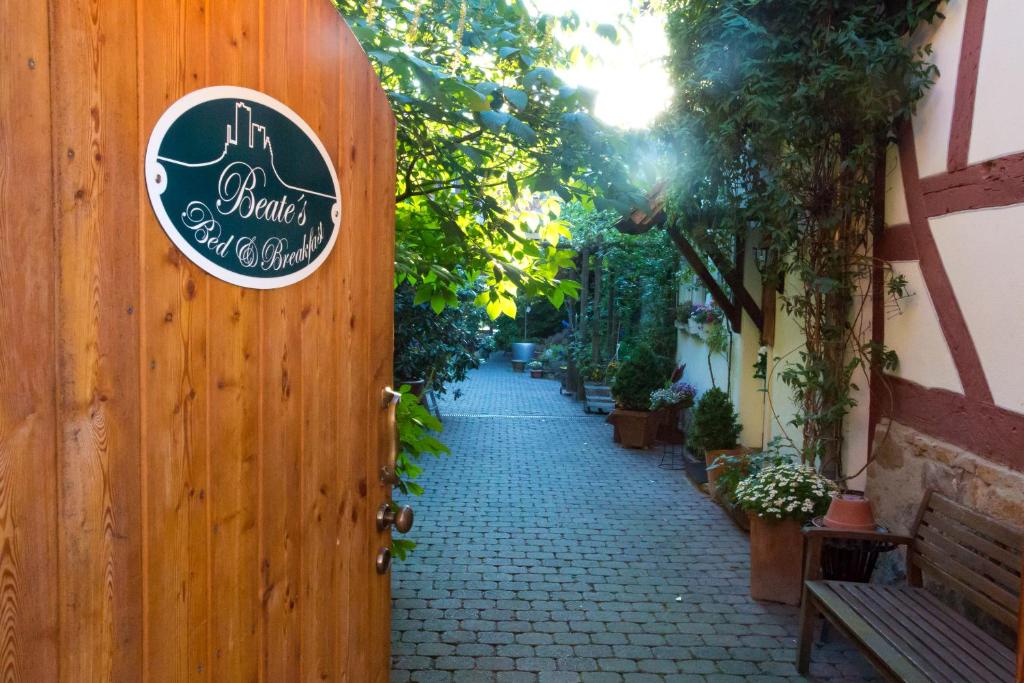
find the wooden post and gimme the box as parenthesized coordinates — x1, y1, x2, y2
(578, 246, 590, 338)
(592, 251, 603, 365)
(1017, 555, 1022, 682)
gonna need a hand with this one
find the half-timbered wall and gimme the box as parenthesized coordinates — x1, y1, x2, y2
(868, 0, 1024, 532)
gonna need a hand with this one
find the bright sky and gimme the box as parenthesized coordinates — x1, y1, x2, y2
(532, 0, 671, 130)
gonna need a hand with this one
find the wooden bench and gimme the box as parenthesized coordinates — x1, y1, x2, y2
(797, 490, 1022, 682)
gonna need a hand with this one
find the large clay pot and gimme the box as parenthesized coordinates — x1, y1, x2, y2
(705, 447, 751, 500)
(749, 516, 804, 605)
(607, 409, 660, 449)
(823, 493, 876, 531)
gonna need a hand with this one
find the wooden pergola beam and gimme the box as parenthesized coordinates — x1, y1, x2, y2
(666, 225, 741, 331)
(692, 232, 764, 332)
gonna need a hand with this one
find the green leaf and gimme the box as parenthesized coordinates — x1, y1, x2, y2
(502, 87, 528, 110)
(506, 116, 538, 144)
(595, 23, 619, 43)
(506, 172, 520, 200)
(478, 110, 511, 131)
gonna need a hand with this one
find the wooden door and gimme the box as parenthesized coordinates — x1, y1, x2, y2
(0, 1, 396, 680)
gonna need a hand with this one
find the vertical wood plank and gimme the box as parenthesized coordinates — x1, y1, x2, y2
(300, 3, 345, 678)
(138, 0, 211, 679)
(0, 2, 59, 680)
(49, 0, 144, 679)
(338, 22, 376, 679)
(366, 33, 398, 683)
(259, 1, 307, 680)
(204, 3, 262, 681)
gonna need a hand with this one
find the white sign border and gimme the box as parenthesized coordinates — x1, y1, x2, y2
(144, 85, 342, 290)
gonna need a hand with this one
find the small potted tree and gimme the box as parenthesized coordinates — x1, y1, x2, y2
(735, 463, 836, 604)
(608, 344, 666, 449)
(687, 388, 744, 494)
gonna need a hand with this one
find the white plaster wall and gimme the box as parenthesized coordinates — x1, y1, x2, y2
(968, 1, 1024, 164)
(911, 0, 967, 177)
(931, 205, 1024, 412)
(675, 325, 730, 399)
(882, 260, 964, 393)
(884, 145, 910, 226)
(763, 279, 807, 459)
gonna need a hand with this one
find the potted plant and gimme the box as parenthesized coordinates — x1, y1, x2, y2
(709, 449, 788, 531)
(528, 360, 544, 378)
(735, 463, 837, 605)
(607, 344, 668, 449)
(650, 381, 697, 444)
(687, 388, 744, 493)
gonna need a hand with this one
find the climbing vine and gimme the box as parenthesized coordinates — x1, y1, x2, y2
(659, 0, 943, 475)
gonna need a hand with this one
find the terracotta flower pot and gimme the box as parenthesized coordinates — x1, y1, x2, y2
(511, 360, 526, 373)
(530, 369, 543, 378)
(823, 493, 876, 531)
(607, 409, 659, 449)
(749, 516, 804, 605)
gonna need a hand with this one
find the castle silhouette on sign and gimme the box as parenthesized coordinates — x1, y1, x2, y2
(226, 102, 269, 152)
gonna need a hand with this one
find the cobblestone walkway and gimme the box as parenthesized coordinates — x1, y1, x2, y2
(391, 358, 879, 682)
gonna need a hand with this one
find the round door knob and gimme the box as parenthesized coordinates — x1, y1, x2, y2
(376, 547, 392, 575)
(377, 503, 414, 533)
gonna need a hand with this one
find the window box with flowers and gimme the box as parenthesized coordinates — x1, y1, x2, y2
(735, 463, 837, 605)
(687, 303, 723, 336)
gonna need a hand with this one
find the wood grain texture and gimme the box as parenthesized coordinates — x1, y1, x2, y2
(0, 0, 395, 679)
(0, 2, 59, 680)
(50, 0, 144, 679)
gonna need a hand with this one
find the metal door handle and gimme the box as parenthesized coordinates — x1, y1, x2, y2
(382, 387, 402, 409)
(375, 547, 392, 575)
(377, 503, 414, 533)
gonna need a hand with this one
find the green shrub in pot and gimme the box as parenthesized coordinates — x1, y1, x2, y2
(687, 387, 741, 454)
(611, 343, 669, 411)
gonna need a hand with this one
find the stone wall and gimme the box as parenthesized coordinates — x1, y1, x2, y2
(867, 419, 1024, 536)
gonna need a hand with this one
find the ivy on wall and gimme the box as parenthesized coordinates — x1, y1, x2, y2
(658, 0, 943, 476)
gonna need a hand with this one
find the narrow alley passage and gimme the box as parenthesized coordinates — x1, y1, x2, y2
(391, 358, 878, 683)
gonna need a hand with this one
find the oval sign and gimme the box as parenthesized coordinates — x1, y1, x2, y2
(145, 86, 341, 289)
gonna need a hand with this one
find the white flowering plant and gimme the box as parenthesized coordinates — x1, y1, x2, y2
(734, 463, 838, 522)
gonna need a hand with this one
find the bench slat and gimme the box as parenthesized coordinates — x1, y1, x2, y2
(835, 584, 966, 682)
(807, 581, 932, 683)
(913, 552, 1019, 629)
(816, 582, 1017, 682)
(927, 495, 1021, 550)
(868, 584, 1015, 681)
(915, 531, 1020, 613)
(917, 523, 1021, 594)
(920, 509, 1022, 570)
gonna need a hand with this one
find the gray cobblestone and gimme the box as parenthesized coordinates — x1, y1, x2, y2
(391, 360, 879, 682)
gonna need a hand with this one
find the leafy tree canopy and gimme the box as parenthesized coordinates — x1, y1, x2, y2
(336, 0, 647, 317)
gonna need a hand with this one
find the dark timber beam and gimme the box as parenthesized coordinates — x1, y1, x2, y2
(666, 225, 741, 331)
(692, 233, 764, 332)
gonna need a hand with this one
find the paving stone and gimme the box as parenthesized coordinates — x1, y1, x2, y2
(391, 360, 880, 682)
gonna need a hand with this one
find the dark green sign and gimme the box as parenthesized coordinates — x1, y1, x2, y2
(145, 86, 341, 288)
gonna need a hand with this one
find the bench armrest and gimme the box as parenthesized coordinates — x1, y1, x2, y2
(802, 526, 914, 545)
(802, 527, 913, 582)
